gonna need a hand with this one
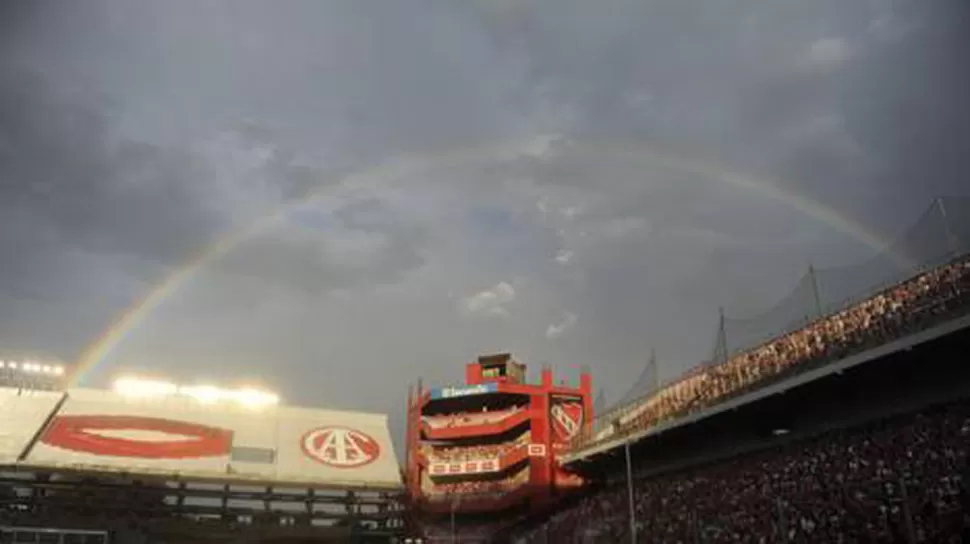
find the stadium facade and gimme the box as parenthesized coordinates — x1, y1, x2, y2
(0, 382, 407, 542)
(404, 353, 592, 538)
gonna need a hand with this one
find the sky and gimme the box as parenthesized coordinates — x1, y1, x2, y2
(1, 0, 968, 448)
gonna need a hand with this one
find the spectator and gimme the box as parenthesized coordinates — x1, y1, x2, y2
(582, 258, 970, 449)
(431, 470, 530, 497)
(425, 433, 530, 462)
(517, 398, 970, 543)
(424, 405, 524, 429)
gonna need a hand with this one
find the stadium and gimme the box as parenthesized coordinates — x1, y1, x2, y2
(0, 373, 408, 543)
(496, 200, 970, 542)
(1, 196, 967, 542)
(6, 0, 970, 540)
(404, 353, 592, 541)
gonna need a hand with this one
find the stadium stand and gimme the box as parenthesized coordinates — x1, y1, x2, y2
(425, 432, 530, 463)
(422, 405, 526, 430)
(502, 199, 970, 543)
(594, 197, 970, 439)
(580, 253, 970, 451)
(515, 396, 970, 543)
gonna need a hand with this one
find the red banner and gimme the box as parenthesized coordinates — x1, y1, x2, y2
(41, 415, 233, 459)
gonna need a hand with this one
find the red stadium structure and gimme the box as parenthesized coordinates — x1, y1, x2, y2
(404, 353, 592, 539)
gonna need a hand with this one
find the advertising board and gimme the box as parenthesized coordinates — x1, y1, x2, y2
(429, 382, 498, 400)
(13, 387, 402, 490)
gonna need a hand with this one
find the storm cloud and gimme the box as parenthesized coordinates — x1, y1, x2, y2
(1, 0, 968, 444)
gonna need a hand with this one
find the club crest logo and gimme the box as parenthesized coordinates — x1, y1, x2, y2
(300, 426, 381, 468)
(551, 402, 584, 441)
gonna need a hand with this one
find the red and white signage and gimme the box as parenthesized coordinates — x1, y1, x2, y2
(527, 444, 546, 457)
(300, 426, 381, 468)
(428, 459, 499, 476)
(40, 415, 234, 459)
(551, 401, 584, 442)
(11, 389, 403, 490)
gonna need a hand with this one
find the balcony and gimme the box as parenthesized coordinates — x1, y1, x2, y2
(420, 409, 530, 440)
(422, 442, 531, 476)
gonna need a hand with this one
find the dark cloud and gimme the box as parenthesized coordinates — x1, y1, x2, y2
(0, 62, 429, 304)
(216, 215, 430, 295)
(839, 0, 970, 195)
(1, 0, 968, 426)
(0, 65, 216, 290)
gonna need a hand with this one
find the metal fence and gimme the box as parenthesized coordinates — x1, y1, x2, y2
(713, 196, 970, 362)
(581, 196, 970, 449)
(0, 526, 109, 544)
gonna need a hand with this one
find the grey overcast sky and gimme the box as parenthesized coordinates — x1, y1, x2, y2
(1, 0, 968, 444)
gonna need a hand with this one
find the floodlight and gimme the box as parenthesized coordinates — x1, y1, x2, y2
(234, 388, 280, 408)
(108, 375, 280, 407)
(53, 366, 65, 376)
(179, 385, 223, 404)
(7, 362, 16, 370)
(42, 365, 52, 374)
(113, 377, 178, 398)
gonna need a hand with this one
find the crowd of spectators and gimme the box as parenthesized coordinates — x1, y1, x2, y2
(433, 480, 509, 495)
(584, 257, 970, 449)
(423, 405, 525, 429)
(426, 433, 530, 462)
(422, 523, 494, 542)
(515, 398, 970, 543)
(431, 471, 530, 497)
(429, 443, 507, 462)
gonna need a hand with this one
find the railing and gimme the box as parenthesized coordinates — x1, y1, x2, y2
(422, 406, 525, 429)
(0, 526, 109, 544)
(572, 252, 970, 453)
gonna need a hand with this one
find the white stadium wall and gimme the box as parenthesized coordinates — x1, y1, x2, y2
(0, 387, 63, 463)
(276, 406, 401, 489)
(11, 387, 401, 490)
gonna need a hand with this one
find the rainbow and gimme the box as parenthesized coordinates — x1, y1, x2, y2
(71, 139, 910, 385)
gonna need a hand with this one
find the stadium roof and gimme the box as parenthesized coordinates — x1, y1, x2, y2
(0, 386, 402, 491)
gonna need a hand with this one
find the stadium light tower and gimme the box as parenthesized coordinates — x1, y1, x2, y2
(450, 495, 460, 544)
(625, 439, 637, 544)
(0, 356, 68, 390)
